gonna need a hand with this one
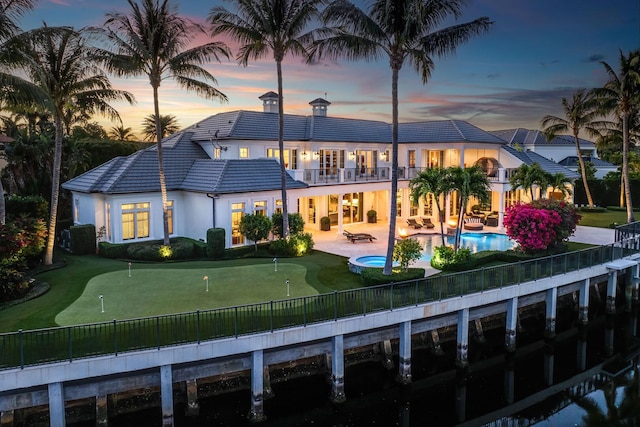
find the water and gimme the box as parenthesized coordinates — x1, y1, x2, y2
(100, 306, 640, 427)
(416, 232, 515, 261)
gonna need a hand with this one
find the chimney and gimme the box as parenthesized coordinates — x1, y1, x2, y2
(259, 91, 279, 113)
(309, 97, 331, 117)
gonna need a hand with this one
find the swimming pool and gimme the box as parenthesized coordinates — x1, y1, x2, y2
(416, 232, 515, 261)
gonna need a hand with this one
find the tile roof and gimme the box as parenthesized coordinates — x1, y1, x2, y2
(502, 146, 581, 179)
(557, 156, 616, 168)
(183, 112, 504, 144)
(63, 131, 307, 194)
(491, 128, 596, 148)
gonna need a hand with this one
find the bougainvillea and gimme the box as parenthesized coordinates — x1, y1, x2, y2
(529, 199, 581, 242)
(503, 203, 563, 253)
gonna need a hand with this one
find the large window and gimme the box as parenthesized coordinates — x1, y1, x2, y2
(254, 200, 267, 216)
(319, 150, 344, 177)
(122, 202, 150, 240)
(267, 148, 297, 169)
(167, 200, 174, 234)
(232, 202, 245, 245)
(422, 193, 433, 216)
(396, 190, 402, 217)
(408, 150, 416, 168)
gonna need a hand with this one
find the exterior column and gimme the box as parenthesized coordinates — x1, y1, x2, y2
(0, 411, 14, 427)
(330, 335, 346, 403)
(578, 279, 590, 325)
(160, 364, 174, 427)
(397, 321, 412, 384)
(185, 379, 199, 416)
(337, 192, 344, 233)
(248, 350, 266, 422)
(459, 148, 465, 168)
(48, 382, 66, 427)
(545, 287, 557, 338)
(96, 394, 108, 427)
(606, 271, 617, 314)
(505, 296, 518, 352)
(498, 191, 505, 230)
(456, 308, 469, 368)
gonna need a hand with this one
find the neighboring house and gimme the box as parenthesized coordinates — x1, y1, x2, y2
(491, 128, 617, 179)
(63, 94, 580, 248)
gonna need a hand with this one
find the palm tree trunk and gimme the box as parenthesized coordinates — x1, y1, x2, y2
(276, 59, 289, 239)
(622, 113, 635, 222)
(0, 178, 5, 225)
(383, 66, 400, 275)
(43, 114, 64, 265)
(574, 132, 594, 208)
(436, 202, 445, 246)
(153, 84, 170, 246)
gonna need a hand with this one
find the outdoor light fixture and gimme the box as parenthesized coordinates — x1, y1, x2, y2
(349, 151, 356, 160)
(380, 151, 388, 161)
(301, 151, 308, 160)
(313, 151, 320, 160)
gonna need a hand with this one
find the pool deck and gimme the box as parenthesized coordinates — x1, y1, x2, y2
(310, 222, 616, 276)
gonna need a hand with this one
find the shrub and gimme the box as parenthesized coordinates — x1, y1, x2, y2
(269, 233, 314, 256)
(239, 214, 272, 251)
(99, 241, 128, 259)
(360, 268, 425, 286)
(531, 199, 581, 242)
(580, 206, 607, 213)
(5, 195, 49, 221)
(206, 228, 225, 259)
(430, 246, 472, 270)
(271, 212, 305, 238)
(393, 238, 422, 272)
(69, 224, 96, 255)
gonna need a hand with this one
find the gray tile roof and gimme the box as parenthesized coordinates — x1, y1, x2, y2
(184, 112, 504, 144)
(557, 156, 616, 168)
(491, 128, 596, 148)
(182, 159, 308, 194)
(63, 131, 307, 194)
(502, 146, 581, 179)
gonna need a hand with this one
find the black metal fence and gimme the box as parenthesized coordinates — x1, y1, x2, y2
(2, 237, 638, 371)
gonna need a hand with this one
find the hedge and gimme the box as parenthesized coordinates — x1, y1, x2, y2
(206, 228, 225, 259)
(360, 268, 425, 286)
(69, 224, 96, 255)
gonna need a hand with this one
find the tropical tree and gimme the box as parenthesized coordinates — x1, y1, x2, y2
(313, 0, 492, 274)
(141, 113, 180, 141)
(541, 89, 604, 208)
(0, 0, 37, 225)
(509, 163, 550, 201)
(210, 0, 323, 240)
(93, 0, 230, 246)
(109, 125, 137, 141)
(5, 25, 134, 265)
(409, 167, 449, 246)
(448, 165, 491, 251)
(548, 172, 573, 199)
(594, 50, 640, 222)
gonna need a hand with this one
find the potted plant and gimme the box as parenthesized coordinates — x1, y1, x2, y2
(320, 216, 331, 231)
(367, 209, 377, 223)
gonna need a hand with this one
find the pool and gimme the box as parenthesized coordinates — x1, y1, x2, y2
(417, 232, 515, 261)
(348, 232, 515, 273)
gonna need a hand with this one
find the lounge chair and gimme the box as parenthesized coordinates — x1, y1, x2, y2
(406, 218, 423, 229)
(463, 216, 484, 231)
(343, 230, 377, 243)
(485, 216, 499, 227)
(420, 217, 435, 229)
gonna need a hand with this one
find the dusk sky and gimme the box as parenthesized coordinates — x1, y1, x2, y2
(19, 0, 640, 136)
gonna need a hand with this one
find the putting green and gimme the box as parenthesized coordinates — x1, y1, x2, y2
(55, 263, 315, 326)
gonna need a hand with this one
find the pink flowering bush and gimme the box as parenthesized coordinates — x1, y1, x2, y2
(504, 204, 563, 253)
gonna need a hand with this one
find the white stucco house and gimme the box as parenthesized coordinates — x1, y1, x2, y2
(490, 128, 617, 179)
(62, 93, 582, 249)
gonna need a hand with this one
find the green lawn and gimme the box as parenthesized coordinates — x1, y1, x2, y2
(0, 251, 362, 332)
(578, 209, 630, 228)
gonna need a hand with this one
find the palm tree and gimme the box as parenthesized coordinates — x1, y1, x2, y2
(594, 50, 640, 223)
(509, 163, 550, 201)
(141, 114, 179, 141)
(6, 25, 134, 264)
(93, 0, 230, 246)
(548, 172, 573, 199)
(448, 165, 490, 251)
(210, 0, 323, 240)
(409, 167, 448, 246)
(0, 0, 36, 225)
(313, 0, 492, 274)
(109, 125, 137, 141)
(541, 89, 604, 208)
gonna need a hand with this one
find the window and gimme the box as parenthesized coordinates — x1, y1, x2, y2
(254, 200, 267, 216)
(232, 202, 245, 245)
(396, 190, 402, 217)
(275, 199, 283, 214)
(422, 194, 433, 216)
(267, 148, 297, 169)
(167, 200, 174, 234)
(214, 147, 221, 159)
(74, 198, 79, 223)
(240, 147, 249, 158)
(428, 150, 443, 168)
(122, 202, 150, 240)
(410, 197, 418, 216)
(106, 203, 111, 240)
(408, 150, 416, 168)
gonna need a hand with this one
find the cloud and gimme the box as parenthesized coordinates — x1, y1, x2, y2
(582, 54, 605, 63)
